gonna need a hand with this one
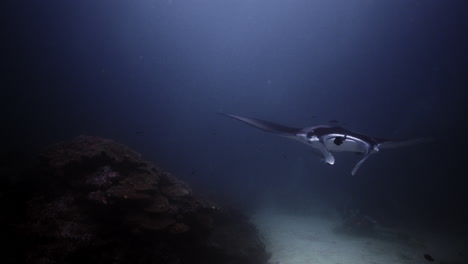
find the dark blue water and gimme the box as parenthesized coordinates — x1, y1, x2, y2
(2, 0, 467, 230)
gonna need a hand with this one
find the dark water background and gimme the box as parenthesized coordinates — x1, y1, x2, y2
(2, 0, 467, 232)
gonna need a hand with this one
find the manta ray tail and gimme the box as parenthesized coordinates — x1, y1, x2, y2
(219, 113, 301, 137)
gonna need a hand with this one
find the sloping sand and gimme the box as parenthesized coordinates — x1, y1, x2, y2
(253, 209, 446, 264)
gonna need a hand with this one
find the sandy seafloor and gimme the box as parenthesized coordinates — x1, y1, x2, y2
(253, 206, 467, 264)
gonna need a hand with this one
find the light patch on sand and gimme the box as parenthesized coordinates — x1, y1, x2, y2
(253, 210, 428, 264)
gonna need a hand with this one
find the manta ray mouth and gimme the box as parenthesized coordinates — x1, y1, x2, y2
(334, 136, 346, 146)
(323, 134, 367, 153)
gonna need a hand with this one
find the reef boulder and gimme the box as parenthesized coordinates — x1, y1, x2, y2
(6, 135, 269, 264)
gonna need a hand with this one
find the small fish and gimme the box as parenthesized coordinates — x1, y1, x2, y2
(191, 169, 197, 175)
(329, 120, 339, 124)
(423, 254, 434, 262)
(136, 131, 144, 135)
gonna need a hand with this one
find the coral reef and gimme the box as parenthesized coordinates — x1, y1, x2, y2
(3, 135, 269, 264)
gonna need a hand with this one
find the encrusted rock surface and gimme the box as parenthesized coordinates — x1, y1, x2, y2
(3, 135, 269, 264)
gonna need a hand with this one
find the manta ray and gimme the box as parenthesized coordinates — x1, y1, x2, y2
(220, 113, 431, 175)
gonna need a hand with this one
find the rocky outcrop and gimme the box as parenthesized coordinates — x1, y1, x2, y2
(5, 136, 269, 264)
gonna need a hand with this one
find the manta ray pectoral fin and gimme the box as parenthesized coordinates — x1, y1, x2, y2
(377, 137, 434, 149)
(218, 113, 301, 137)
